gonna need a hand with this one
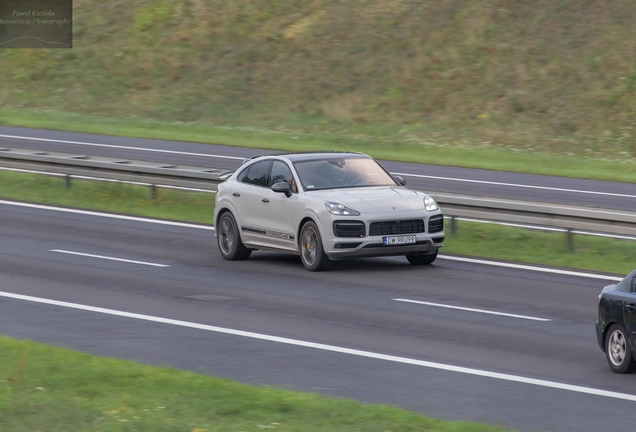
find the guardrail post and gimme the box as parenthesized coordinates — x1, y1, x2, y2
(65, 174, 71, 190)
(566, 229, 574, 252)
(450, 216, 457, 235)
(151, 184, 157, 200)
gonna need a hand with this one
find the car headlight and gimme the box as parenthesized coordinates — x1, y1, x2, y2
(424, 196, 439, 211)
(325, 202, 360, 216)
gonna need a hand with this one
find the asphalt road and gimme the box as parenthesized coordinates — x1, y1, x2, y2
(1, 125, 635, 211)
(1, 126, 635, 431)
(0, 200, 634, 432)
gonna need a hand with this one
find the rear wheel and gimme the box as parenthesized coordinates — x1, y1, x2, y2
(299, 221, 332, 271)
(605, 324, 636, 374)
(217, 212, 251, 261)
(406, 250, 438, 265)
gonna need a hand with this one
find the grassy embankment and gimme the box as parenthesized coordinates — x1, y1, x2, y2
(0, 336, 511, 432)
(2, 1, 636, 181)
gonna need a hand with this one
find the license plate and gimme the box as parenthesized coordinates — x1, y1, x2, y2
(383, 235, 416, 245)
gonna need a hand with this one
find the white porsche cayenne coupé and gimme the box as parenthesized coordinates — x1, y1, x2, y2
(214, 151, 445, 271)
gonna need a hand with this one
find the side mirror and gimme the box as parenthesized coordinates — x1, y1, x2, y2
(393, 175, 406, 186)
(271, 181, 292, 197)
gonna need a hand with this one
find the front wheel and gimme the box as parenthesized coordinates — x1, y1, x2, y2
(217, 212, 251, 261)
(406, 250, 438, 265)
(605, 324, 636, 374)
(299, 221, 332, 271)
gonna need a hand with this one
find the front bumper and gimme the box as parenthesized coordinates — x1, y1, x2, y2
(318, 209, 445, 260)
(325, 238, 444, 260)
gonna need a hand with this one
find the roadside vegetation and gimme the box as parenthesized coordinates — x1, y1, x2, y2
(2, 170, 634, 275)
(0, 336, 511, 432)
(2, 1, 636, 182)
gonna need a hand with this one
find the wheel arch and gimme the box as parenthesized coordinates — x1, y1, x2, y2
(297, 216, 319, 247)
(215, 206, 232, 227)
(215, 201, 241, 227)
(215, 205, 246, 244)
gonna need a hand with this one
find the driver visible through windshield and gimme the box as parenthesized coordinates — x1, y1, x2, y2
(294, 158, 396, 191)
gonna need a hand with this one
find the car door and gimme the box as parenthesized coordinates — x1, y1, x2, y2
(260, 160, 302, 251)
(625, 275, 636, 354)
(232, 160, 272, 247)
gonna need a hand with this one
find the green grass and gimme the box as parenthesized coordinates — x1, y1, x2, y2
(0, 170, 216, 225)
(1, 169, 634, 275)
(446, 221, 636, 275)
(0, 336, 512, 432)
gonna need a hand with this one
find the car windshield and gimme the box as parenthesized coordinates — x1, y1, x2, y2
(294, 157, 396, 191)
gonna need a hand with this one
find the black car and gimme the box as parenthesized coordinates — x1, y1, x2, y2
(596, 269, 636, 373)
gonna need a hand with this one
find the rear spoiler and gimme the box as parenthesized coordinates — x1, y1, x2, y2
(217, 170, 235, 181)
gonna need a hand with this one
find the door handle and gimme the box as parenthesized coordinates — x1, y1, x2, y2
(262, 198, 270, 203)
(232, 192, 240, 197)
(626, 304, 636, 313)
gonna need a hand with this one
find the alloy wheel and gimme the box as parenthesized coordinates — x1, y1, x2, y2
(609, 329, 627, 366)
(219, 216, 235, 256)
(301, 226, 318, 266)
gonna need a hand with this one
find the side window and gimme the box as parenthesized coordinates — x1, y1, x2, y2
(241, 161, 271, 187)
(236, 166, 250, 183)
(632, 276, 636, 293)
(269, 161, 297, 193)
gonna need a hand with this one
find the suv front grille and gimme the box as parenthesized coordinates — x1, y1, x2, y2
(369, 220, 425, 236)
(333, 221, 366, 238)
(428, 215, 444, 233)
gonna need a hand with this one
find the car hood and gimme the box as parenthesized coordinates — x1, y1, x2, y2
(307, 186, 426, 212)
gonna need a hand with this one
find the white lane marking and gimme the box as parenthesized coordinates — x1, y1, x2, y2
(438, 255, 624, 282)
(393, 298, 551, 321)
(0, 200, 215, 230)
(394, 172, 636, 199)
(51, 249, 169, 267)
(0, 290, 634, 403)
(0, 200, 623, 281)
(0, 134, 244, 161)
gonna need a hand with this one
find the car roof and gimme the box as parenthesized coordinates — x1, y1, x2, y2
(243, 151, 371, 164)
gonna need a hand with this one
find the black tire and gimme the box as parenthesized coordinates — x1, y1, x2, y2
(299, 221, 332, 271)
(217, 212, 251, 261)
(605, 324, 636, 374)
(406, 250, 438, 265)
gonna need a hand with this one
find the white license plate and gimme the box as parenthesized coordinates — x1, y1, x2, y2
(383, 235, 416, 245)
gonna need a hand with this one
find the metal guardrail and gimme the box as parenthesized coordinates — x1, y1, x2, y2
(1, 146, 635, 238)
(434, 193, 636, 237)
(0, 147, 229, 191)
